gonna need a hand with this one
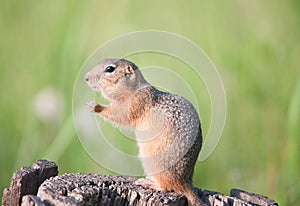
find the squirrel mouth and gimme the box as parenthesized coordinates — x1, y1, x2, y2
(85, 79, 99, 92)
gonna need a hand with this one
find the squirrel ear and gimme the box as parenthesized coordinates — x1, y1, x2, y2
(125, 66, 134, 75)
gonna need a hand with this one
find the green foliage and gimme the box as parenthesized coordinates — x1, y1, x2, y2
(1, 1, 299, 205)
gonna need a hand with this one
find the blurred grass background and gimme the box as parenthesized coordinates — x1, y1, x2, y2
(0, 0, 299, 205)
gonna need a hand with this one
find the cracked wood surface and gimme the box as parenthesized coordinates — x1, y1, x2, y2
(2, 160, 278, 206)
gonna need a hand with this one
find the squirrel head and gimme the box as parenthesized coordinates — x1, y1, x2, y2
(85, 59, 147, 101)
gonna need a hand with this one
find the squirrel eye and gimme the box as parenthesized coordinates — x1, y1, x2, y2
(105, 65, 116, 73)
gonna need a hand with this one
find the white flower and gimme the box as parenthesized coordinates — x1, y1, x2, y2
(32, 88, 64, 122)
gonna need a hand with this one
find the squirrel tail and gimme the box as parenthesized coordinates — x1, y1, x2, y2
(181, 185, 205, 206)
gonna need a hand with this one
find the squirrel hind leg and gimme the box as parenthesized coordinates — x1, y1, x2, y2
(135, 177, 205, 205)
(154, 173, 204, 206)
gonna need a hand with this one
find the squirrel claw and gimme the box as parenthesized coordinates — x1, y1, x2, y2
(134, 178, 160, 191)
(86, 101, 102, 113)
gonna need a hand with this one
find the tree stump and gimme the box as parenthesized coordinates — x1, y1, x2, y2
(2, 160, 278, 206)
(1, 160, 58, 206)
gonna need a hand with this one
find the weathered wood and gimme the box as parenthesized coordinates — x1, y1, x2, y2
(230, 189, 278, 206)
(1, 160, 58, 206)
(21, 195, 46, 206)
(34, 173, 188, 206)
(2, 160, 278, 206)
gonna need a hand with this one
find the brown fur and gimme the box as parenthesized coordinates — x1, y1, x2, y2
(85, 59, 204, 206)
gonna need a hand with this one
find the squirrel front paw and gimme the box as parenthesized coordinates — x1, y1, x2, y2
(86, 101, 103, 113)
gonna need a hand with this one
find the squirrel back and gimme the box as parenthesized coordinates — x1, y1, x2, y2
(85, 59, 204, 205)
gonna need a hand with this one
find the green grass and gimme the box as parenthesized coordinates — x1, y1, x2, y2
(1, 1, 300, 205)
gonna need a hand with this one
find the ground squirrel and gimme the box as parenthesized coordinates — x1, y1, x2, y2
(85, 59, 204, 206)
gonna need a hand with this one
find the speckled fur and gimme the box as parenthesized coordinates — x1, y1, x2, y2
(85, 59, 203, 206)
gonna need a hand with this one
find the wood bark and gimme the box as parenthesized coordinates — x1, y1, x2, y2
(2, 160, 278, 206)
(1, 160, 58, 206)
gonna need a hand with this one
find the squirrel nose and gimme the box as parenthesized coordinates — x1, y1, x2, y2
(85, 74, 89, 81)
